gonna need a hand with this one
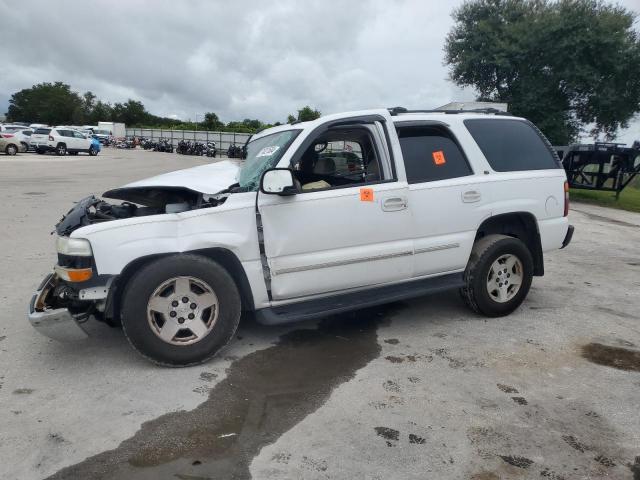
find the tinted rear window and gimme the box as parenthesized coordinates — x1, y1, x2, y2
(464, 119, 560, 172)
(34, 128, 51, 135)
(397, 126, 473, 183)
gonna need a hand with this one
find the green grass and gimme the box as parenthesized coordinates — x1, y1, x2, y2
(570, 185, 640, 213)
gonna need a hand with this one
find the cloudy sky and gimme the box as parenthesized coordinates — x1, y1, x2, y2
(1, 0, 638, 143)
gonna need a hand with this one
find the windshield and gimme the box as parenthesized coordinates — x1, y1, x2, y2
(237, 129, 301, 190)
(94, 129, 110, 135)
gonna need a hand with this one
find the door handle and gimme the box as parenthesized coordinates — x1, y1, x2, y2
(382, 197, 408, 211)
(462, 190, 481, 203)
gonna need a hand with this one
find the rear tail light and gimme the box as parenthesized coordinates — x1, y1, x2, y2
(563, 181, 570, 217)
(49, 135, 54, 141)
(1, 134, 14, 138)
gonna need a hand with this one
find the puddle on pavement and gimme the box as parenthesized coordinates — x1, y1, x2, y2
(581, 342, 640, 372)
(47, 307, 391, 480)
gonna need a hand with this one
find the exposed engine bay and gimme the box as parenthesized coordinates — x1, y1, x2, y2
(55, 187, 228, 236)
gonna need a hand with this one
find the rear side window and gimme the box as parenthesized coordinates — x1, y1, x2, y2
(34, 128, 51, 135)
(464, 119, 560, 172)
(396, 126, 473, 183)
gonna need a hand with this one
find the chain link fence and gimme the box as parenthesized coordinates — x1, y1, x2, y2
(126, 128, 252, 152)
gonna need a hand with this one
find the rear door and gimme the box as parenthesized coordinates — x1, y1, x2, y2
(396, 121, 490, 277)
(259, 114, 414, 301)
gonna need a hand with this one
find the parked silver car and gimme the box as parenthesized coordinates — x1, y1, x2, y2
(3, 127, 34, 151)
(0, 132, 27, 155)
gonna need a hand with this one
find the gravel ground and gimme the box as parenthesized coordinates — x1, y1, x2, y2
(0, 148, 639, 480)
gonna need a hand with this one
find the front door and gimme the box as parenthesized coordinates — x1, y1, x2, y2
(259, 119, 413, 301)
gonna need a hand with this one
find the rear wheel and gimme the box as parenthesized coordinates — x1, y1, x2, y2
(56, 143, 66, 156)
(20, 142, 28, 152)
(5, 144, 17, 156)
(460, 234, 533, 317)
(121, 254, 241, 366)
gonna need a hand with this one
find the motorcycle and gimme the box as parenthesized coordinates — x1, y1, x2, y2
(227, 144, 246, 158)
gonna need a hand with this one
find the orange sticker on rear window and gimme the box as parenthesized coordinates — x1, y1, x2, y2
(360, 187, 374, 202)
(432, 150, 446, 165)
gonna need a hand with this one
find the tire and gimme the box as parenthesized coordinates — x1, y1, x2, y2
(89, 146, 98, 156)
(460, 234, 533, 317)
(56, 143, 66, 156)
(5, 144, 17, 156)
(121, 254, 241, 366)
(36, 148, 45, 155)
(20, 142, 28, 152)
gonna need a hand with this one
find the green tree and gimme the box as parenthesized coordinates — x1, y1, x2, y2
(202, 112, 224, 130)
(286, 114, 297, 124)
(295, 106, 321, 122)
(444, 0, 640, 144)
(112, 99, 147, 125)
(7, 82, 83, 125)
(89, 100, 113, 124)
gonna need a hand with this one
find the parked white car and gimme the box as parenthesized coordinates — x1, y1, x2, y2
(31, 127, 99, 156)
(28, 108, 573, 366)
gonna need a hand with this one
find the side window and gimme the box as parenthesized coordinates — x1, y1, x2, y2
(291, 126, 385, 192)
(73, 131, 85, 138)
(464, 119, 560, 172)
(396, 126, 473, 183)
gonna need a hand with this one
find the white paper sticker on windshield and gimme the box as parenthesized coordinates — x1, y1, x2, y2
(256, 145, 280, 157)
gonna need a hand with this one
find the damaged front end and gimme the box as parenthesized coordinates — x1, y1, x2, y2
(28, 273, 111, 341)
(28, 160, 241, 341)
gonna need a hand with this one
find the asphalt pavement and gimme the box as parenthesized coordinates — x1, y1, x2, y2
(1, 148, 639, 480)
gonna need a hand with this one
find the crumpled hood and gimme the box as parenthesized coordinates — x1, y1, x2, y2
(103, 160, 240, 206)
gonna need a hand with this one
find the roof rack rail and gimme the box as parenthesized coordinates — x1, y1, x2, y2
(387, 106, 512, 116)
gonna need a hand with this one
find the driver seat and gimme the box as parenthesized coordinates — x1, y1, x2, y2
(313, 156, 336, 175)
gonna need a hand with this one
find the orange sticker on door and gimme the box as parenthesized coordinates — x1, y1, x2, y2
(360, 187, 374, 202)
(432, 150, 446, 166)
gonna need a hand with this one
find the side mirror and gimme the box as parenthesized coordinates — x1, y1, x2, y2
(260, 168, 297, 195)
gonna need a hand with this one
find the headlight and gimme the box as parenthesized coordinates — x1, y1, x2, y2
(56, 236, 92, 257)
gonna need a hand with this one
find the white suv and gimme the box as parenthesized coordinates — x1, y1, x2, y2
(28, 108, 573, 366)
(31, 127, 99, 156)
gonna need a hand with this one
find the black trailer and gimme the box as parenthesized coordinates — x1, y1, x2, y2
(556, 142, 640, 199)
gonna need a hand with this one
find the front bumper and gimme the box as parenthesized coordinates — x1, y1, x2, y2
(28, 273, 90, 341)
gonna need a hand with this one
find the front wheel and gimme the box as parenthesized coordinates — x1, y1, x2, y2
(460, 234, 533, 317)
(56, 143, 67, 156)
(89, 146, 98, 156)
(121, 254, 241, 366)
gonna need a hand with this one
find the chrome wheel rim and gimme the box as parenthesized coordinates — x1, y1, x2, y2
(147, 276, 219, 346)
(486, 254, 523, 303)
